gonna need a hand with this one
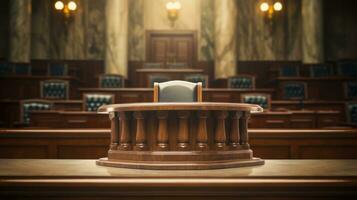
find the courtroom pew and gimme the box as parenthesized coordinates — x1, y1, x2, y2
(0, 99, 82, 127)
(1, 129, 357, 159)
(0, 75, 81, 100)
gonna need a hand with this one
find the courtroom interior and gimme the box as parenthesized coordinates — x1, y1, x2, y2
(0, 0, 357, 199)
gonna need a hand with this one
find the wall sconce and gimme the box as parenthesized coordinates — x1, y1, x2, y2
(54, 0, 78, 19)
(166, 1, 181, 27)
(259, 1, 283, 19)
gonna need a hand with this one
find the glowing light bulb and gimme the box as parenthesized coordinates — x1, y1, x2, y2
(54, 1, 64, 10)
(273, 2, 283, 11)
(260, 2, 269, 12)
(166, 2, 174, 10)
(68, 1, 77, 11)
(174, 2, 181, 10)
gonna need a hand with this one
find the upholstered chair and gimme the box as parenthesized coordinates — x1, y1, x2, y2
(280, 65, 299, 77)
(338, 62, 357, 77)
(345, 82, 357, 99)
(143, 62, 163, 68)
(184, 74, 209, 88)
(166, 63, 187, 68)
(148, 75, 171, 87)
(99, 74, 125, 88)
(241, 93, 271, 110)
(40, 80, 69, 100)
(20, 100, 53, 124)
(154, 80, 202, 102)
(228, 75, 256, 89)
(48, 63, 68, 76)
(14, 63, 31, 75)
(346, 103, 357, 124)
(282, 82, 307, 100)
(83, 93, 114, 112)
(0, 63, 13, 75)
(310, 64, 332, 77)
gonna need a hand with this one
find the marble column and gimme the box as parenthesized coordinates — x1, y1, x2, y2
(214, 0, 237, 79)
(105, 0, 128, 76)
(9, 0, 31, 63)
(302, 0, 324, 63)
(31, 0, 50, 59)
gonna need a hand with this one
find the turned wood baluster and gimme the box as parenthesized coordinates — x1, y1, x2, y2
(118, 111, 131, 150)
(197, 111, 208, 150)
(109, 112, 119, 150)
(240, 111, 250, 147)
(230, 111, 242, 149)
(177, 111, 190, 150)
(134, 111, 146, 151)
(157, 111, 169, 150)
(215, 111, 228, 150)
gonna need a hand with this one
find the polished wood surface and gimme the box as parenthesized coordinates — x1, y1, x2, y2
(1, 129, 357, 159)
(0, 159, 356, 199)
(97, 102, 264, 169)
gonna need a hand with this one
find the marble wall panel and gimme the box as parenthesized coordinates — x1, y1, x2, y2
(9, 0, 31, 62)
(31, 0, 50, 59)
(128, 0, 145, 61)
(200, 0, 214, 61)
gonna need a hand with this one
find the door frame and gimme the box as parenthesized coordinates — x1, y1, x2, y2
(145, 30, 198, 67)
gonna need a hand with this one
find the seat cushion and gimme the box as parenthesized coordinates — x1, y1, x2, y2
(100, 75, 123, 88)
(281, 66, 299, 77)
(228, 77, 253, 89)
(242, 95, 269, 109)
(346, 82, 357, 99)
(284, 83, 306, 99)
(85, 94, 113, 112)
(22, 102, 52, 124)
(347, 104, 357, 123)
(42, 81, 68, 99)
(159, 80, 197, 102)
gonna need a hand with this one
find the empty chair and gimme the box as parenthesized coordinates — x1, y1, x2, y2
(0, 62, 13, 75)
(338, 61, 357, 77)
(241, 93, 271, 110)
(228, 75, 255, 89)
(346, 102, 357, 124)
(154, 80, 202, 102)
(83, 93, 114, 112)
(148, 75, 171, 87)
(166, 63, 187, 68)
(14, 63, 31, 75)
(48, 63, 68, 76)
(310, 64, 332, 77)
(20, 99, 53, 124)
(184, 74, 209, 88)
(143, 62, 163, 68)
(345, 82, 357, 99)
(40, 79, 69, 99)
(282, 82, 307, 100)
(280, 65, 299, 77)
(99, 74, 125, 88)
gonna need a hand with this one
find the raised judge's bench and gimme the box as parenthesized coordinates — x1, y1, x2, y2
(96, 102, 264, 169)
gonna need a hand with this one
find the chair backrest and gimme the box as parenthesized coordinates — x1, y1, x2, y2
(0, 62, 13, 75)
(143, 62, 163, 69)
(99, 74, 125, 88)
(241, 93, 271, 110)
(228, 75, 255, 89)
(83, 93, 114, 112)
(282, 82, 307, 100)
(310, 64, 332, 77)
(154, 80, 202, 102)
(48, 63, 68, 76)
(166, 63, 187, 69)
(20, 99, 53, 124)
(338, 61, 357, 77)
(344, 82, 357, 100)
(148, 75, 171, 87)
(280, 65, 299, 77)
(40, 79, 69, 99)
(14, 63, 31, 75)
(184, 74, 209, 88)
(346, 102, 357, 124)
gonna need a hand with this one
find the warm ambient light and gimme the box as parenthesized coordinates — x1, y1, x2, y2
(68, 1, 77, 11)
(273, 2, 283, 11)
(166, 1, 181, 27)
(54, 1, 64, 10)
(260, 2, 269, 12)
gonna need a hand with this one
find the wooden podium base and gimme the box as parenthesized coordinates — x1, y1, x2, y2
(97, 157, 264, 170)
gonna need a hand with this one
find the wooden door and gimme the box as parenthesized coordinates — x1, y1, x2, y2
(146, 31, 197, 67)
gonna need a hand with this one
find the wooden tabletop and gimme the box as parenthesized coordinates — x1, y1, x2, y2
(98, 102, 263, 113)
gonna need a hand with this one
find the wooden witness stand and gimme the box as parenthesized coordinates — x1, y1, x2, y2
(97, 102, 264, 169)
